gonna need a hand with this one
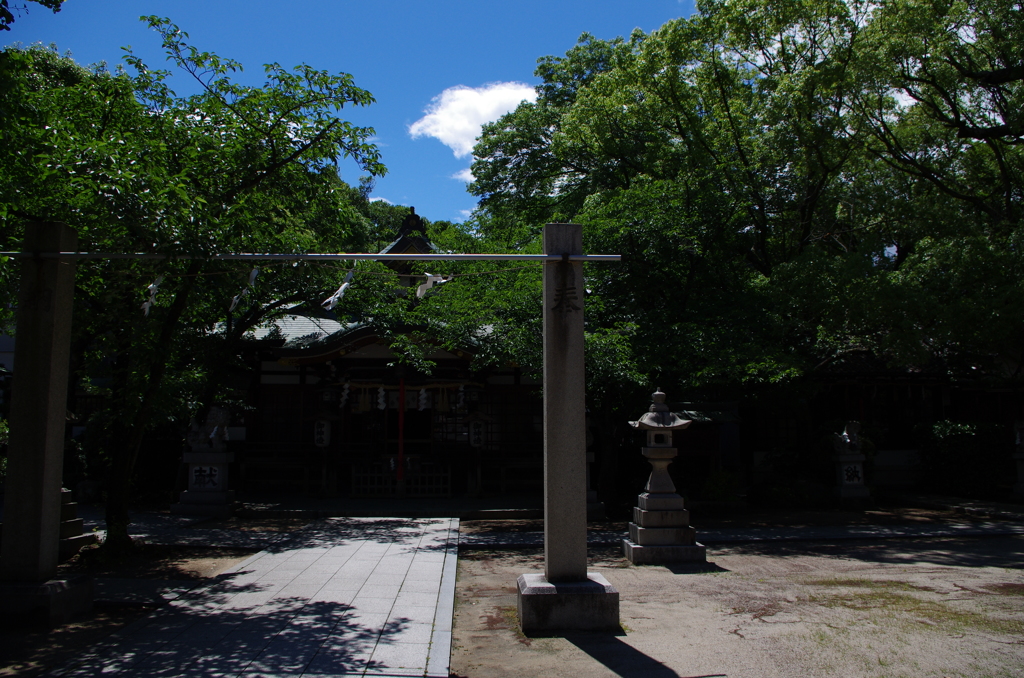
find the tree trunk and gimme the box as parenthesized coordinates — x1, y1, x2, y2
(102, 421, 134, 554)
(101, 262, 200, 552)
(596, 400, 625, 514)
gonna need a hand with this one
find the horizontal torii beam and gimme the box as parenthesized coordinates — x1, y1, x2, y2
(0, 252, 621, 262)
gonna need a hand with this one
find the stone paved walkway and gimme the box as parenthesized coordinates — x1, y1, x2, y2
(53, 518, 459, 678)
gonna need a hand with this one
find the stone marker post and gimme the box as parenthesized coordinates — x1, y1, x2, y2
(1, 222, 93, 625)
(1013, 421, 1024, 497)
(171, 406, 238, 516)
(542, 223, 587, 582)
(517, 223, 619, 633)
(833, 421, 870, 501)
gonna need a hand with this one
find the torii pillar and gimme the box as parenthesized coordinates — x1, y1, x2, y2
(517, 223, 619, 633)
(0, 222, 92, 625)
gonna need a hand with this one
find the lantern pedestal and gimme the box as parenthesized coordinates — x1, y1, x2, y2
(833, 452, 870, 500)
(171, 450, 237, 516)
(623, 492, 706, 564)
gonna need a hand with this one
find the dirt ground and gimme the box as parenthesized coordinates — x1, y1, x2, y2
(457, 506, 984, 536)
(57, 542, 257, 580)
(189, 516, 312, 534)
(451, 538, 1024, 678)
(4, 510, 1022, 677)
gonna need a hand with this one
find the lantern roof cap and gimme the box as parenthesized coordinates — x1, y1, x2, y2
(629, 389, 692, 430)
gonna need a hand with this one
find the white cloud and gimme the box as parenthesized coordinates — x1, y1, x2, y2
(451, 168, 474, 183)
(369, 196, 392, 204)
(409, 82, 537, 158)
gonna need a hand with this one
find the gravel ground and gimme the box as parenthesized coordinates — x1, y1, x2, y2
(451, 537, 1024, 678)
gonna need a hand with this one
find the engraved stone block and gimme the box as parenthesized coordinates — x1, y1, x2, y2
(637, 492, 685, 511)
(628, 523, 696, 546)
(633, 507, 689, 528)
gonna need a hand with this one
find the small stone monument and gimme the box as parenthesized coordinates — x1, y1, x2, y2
(833, 421, 870, 500)
(1014, 421, 1024, 497)
(171, 407, 237, 516)
(622, 389, 706, 564)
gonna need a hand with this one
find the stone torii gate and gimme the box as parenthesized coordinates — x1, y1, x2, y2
(0, 221, 620, 631)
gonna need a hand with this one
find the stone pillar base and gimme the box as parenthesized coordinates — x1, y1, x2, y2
(0, 574, 93, 627)
(517, 572, 619, 634)
(623, 539, 706, 564)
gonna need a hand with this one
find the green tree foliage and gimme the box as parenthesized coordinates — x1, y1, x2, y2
(0, 0, 64, 31)
(467, 0, 1024, 404)
(0, 18, 385, 549)
(856, 0, 1023, 226)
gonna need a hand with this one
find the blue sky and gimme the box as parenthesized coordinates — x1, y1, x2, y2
(4, 0, 696, 223)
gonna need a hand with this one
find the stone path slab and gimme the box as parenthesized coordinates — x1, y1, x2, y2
(53, 517, 459, 678)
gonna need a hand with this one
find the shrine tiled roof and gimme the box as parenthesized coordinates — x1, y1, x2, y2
(250, 314, 354, 348)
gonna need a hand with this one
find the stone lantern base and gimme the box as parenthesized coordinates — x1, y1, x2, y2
(170, 450, 238, 517)
(834, 452, 871, 501)
(622, 492, 706, 564)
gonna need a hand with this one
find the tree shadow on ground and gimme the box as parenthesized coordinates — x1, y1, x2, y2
(257, 517, 453, 555)
(55, 587, 418, 676)
(48, 518, 454, 676)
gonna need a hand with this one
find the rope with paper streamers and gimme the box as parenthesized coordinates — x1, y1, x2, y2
(416, 273, 450, 298)
(140, 276, 163, 317)
(322, 264, 355, 311)
(229, 268, 260, 312)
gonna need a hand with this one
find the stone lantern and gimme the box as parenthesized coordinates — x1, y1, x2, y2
(833, 421, 870, 501)
(1013, 421, 1024, 496)
(171, 406, 238, 516)
(622, 389, 706, 564)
